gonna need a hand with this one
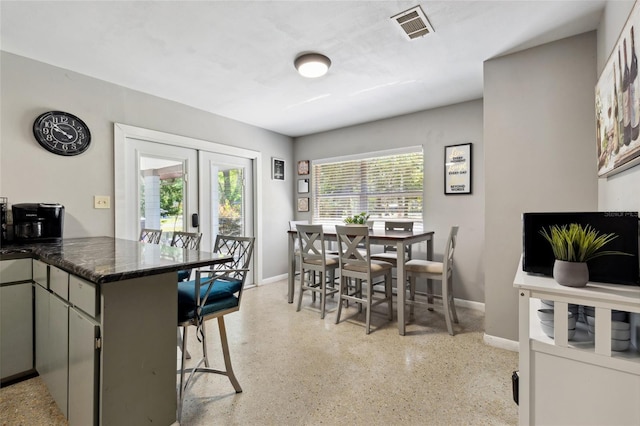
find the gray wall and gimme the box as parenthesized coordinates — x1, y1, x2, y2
(0, 52, 293, 281)
(294, 100, 485, 304)
(484, 32, 598, 341)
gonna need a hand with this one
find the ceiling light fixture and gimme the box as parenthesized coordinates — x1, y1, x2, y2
(294, 53, 331, 78)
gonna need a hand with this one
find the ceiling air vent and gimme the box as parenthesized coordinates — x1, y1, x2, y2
(391, 5, 434, 40)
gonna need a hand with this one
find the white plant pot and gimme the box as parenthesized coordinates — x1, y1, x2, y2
(553, 260, 589, 287)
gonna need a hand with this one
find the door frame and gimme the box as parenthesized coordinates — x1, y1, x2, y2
(114, 123, 263, 285)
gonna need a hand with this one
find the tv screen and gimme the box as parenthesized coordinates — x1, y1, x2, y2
(522, 212, 639, 286)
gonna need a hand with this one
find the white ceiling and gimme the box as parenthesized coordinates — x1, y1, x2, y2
(0, 1, 607, 137)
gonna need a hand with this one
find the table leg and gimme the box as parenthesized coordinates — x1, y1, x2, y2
(396, 241, 406, 335)
(287, 233, 295, 303)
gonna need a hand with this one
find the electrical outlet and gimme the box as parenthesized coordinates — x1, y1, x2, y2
(94, 196, 110, 209)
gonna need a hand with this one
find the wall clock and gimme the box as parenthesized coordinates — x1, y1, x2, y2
(33, 111, 91, 156)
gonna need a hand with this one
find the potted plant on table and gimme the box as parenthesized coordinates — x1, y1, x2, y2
(539, 223, 632, 287)
(343, 212, 373, 229)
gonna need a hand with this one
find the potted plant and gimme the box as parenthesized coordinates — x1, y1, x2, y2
(343, 212, 372, 228)
(539, 223, 632, 287)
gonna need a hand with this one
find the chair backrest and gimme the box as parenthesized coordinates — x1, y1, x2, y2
(170, 231, 202, 250)
(383, 221, 414, 255)
(140, 228, 162, 244)
(296, 224, 329, 267)
(443, 226, 459, 277)
(212, 234, 255, 287)
(335, 225, 370, 273)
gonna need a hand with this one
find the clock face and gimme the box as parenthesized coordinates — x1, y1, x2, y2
(33, 111, 91, 156)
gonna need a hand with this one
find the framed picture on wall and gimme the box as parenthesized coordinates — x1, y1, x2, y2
(297, 160, 310, 175)
(298, 178, 309, 193)
(596, 1, 640, 177)
(272, 158, 285, 180)
(444, 143, 472, 194)
(297, 197, 309, 212)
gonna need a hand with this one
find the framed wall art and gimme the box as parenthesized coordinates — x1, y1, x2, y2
(272, 157, 285, 180)
(596, 1, 640, 177)
(297, 160, 310, 175)
(297, 197, 309, 212)
(298, 178, 309, 193)
(444, 143, 472, 195)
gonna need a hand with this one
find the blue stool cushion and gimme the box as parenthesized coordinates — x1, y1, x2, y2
(177, 269, 191, 282)
(177, 277, 242, 323)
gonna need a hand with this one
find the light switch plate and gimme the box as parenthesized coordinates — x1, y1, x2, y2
(94, 196, 110, 209)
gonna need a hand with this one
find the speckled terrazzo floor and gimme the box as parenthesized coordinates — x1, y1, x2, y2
(0, 278, 518, 426)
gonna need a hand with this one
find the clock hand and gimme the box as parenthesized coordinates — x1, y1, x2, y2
(50, 122, 74, 139)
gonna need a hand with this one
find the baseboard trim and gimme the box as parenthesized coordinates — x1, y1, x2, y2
(261, 273, 287, 285)
(484, 333, 519, 352)
(454, 298, 484, 312)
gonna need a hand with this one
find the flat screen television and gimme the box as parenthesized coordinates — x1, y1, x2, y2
(522, 212, 639, 286)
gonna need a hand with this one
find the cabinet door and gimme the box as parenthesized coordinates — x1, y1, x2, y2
(68, 307, 100, 426)
(0, 258, 32, 283)
(0, 282, 34, 380)
(48, 294, 69, 418)
(34, 283, 50, 378)
(33, 259, 48, 288)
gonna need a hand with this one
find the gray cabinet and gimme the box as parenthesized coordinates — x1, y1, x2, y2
(68, 307, 100, 425)
(0, 259, 33, 381)
(33, 260, 100, 425)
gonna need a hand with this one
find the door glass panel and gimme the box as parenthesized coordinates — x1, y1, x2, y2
(217, 166, 245, 237)
(139, 156, 186, 244)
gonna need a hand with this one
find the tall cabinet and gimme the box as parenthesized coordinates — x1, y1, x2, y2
(514, 257, 640, 425)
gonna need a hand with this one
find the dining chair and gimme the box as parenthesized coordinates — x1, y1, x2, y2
(289, 220, 308, 279)
(139, 228, 162, 244)
(370, 221, 414, 266)
(334, 225, 393, 334)
(296, 224, 339, 319)
(170, 231, 203, 282)
(176, 234, 255, 421)
(404, 226, 459, 335)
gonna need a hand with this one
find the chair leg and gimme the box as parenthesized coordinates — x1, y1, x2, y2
(441, 275, 454, 336)
(335, 276, 344, 324)
(386, 271, 393, 321)
(320, 271, 326, 319)
(296, 265, 306, 312)
(409, 276, 416, 320)
(177, 328, 191, 359)
(218, 316, 242, 393)
(365, 280, 372, 335)
(448, 275, 459, 324)
(177, 325, 189, 422)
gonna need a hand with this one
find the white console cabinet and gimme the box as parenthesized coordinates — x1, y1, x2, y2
(514, 256, 640, 425)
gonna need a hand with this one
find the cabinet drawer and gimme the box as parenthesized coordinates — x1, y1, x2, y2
(0, 259, 32, 284)
(49, 266, 69, 299)
(33, 259, 48, 288)
(69, 275, 98, 317)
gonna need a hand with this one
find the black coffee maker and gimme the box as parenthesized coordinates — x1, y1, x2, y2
(12, 203, 65, 242)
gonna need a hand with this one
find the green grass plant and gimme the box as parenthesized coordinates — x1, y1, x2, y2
(539, 223, 632, 262)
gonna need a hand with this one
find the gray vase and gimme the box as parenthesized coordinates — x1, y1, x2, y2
(553, 260, 589, 287)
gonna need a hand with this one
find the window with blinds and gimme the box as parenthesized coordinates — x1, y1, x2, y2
(312, 147, 423, 228)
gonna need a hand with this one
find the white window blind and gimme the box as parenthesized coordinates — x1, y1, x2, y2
(312, 147, 423, 227)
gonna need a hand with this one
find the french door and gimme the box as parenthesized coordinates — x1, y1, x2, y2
(115, 126, 257, 285)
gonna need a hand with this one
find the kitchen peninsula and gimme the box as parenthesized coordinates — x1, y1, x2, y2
(0, 236, 231, 425)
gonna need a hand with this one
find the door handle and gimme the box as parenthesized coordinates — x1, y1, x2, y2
(191, 213, 199, 228)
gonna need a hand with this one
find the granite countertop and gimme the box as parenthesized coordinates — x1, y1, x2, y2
(0, 236, 231, 284)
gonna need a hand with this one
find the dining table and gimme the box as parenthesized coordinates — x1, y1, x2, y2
(287, 225, 435, 335)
